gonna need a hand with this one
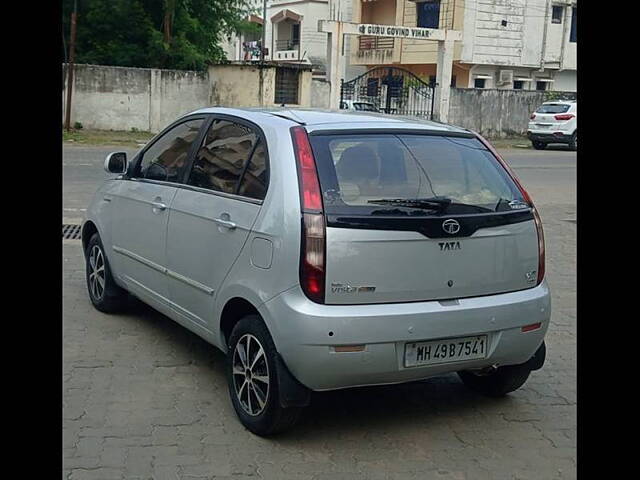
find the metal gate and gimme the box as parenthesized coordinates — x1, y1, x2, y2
(340, 67, 436, 119)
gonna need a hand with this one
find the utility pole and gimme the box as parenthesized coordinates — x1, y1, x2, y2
(539, 0, 550, 72)
(259, 0, 267, 106)
(64, 0, 78, 132)
(260, 0, 267, 64)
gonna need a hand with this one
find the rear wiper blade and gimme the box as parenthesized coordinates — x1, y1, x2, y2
(367, 197, 452, 211)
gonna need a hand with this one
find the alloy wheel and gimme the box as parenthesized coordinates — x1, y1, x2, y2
(88, 245, 106, 300)
(232, 334, 270, 416)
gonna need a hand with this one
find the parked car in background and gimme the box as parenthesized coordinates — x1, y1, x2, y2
(340, 100, 379, 112)
(82, 108, 550, 435)
(527, 100, 577, 150)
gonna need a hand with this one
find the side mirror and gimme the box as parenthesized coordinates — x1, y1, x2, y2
(104, 152, 127, 174)
(145, 162, 169, 181)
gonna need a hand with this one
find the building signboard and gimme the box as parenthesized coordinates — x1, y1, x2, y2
(356, 23, 438, 40)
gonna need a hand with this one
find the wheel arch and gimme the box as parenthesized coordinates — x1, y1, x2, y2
(219, 297, 263, 351)
(81, 220, 98, 254)
(220, 296, 311, 408)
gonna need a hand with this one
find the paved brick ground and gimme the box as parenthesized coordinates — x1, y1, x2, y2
(63, 151, 576, 479)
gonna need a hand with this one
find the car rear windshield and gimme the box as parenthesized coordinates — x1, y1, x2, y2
(308, 133, 527, 216)
(535, 104, 571, 114)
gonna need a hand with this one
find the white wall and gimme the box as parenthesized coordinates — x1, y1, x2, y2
(462, 1, 577, 67)
(63, 64, 210, 133)
(462, 0, 577, 91)
(461, 0, 529, 66)
(553, 70, 576, 92)
(63, 63, 316, 132)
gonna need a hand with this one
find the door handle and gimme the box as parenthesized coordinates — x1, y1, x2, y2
(214, 218, 237, 230)
(151, 200, 167, 211)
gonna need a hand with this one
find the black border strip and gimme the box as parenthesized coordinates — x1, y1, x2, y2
(326, 209, 534, 239)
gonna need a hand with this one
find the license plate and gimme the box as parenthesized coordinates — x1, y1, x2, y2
(404, 335, 488, 367)
(535, 123, 552, 129)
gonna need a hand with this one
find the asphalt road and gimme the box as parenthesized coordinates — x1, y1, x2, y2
(63, 144, 576, 479)
(62, 145, 576, 222)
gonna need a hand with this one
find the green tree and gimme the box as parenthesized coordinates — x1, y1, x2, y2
(62, 0, 260, 71)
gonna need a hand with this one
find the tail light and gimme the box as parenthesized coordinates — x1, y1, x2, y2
(554, 114, 575, 121)
(291, 126, 326, 303)
(473, 132, 545, 286)
(530, 113, 536, 120)
(532, 207, 545, 284)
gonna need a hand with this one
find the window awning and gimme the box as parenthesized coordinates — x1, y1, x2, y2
(514, 77, 532, 81)
(535, 78, 555, 82)
(474, 75, 493, 79)
(271, 9, 303, 23)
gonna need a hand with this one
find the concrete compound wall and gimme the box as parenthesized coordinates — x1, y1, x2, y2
(63, 64, 210, 133)
(63, 64, 575, 138)
(447, 88, 576, 138)
(64, 63, 313, 132)
(208, 63, 312, 108)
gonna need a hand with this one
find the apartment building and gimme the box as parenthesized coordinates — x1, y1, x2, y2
(222, 1, 363, 78)
(221, 0, 264, 62)
(350, 0, 577, 91)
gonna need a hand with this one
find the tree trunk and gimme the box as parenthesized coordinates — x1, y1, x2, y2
(163, 11, 172, 44)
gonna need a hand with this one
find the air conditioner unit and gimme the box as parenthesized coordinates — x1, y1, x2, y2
(498, 70, 514, 85)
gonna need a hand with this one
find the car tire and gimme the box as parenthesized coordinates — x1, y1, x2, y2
(85, 232, 128, 313)
(531, 141, 546, 150)
(457, 363, 531, 397)
(227, 315, 302, 436)
(568, 132, 577, 151)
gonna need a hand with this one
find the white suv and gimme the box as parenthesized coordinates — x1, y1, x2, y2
(83, 108, 550, 435)
(527, 100, 577, 150)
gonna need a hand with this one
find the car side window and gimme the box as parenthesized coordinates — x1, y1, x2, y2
(187, 119, 267, 199)
(237, 140, 267, 200)
(137, 118, 205, 182)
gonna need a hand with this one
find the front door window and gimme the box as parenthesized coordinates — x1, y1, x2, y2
(137, 119, 205, 183)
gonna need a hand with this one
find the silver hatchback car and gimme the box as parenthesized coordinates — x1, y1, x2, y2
(83, 108, 550, 435)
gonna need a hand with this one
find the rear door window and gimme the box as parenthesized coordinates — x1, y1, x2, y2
(535, 104, 570, 114)
(187, 119, 268, 200)
(309, 133, 525, 215)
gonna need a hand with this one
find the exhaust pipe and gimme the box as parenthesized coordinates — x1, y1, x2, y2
(476, 364, 499, 376)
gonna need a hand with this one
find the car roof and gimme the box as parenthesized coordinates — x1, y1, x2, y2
(541, 100, 576, 105)
(186, 107, 470, 134)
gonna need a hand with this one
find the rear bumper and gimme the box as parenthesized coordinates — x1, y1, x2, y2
(527, 131, 574, 143)
(260, 282, 551, 391)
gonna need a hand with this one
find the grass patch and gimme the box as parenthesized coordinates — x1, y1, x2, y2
(63, 129, 155, 148)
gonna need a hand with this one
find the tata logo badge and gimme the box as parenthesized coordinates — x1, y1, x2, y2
(439, 241, 461, 251)
(442, 219, 461, 235)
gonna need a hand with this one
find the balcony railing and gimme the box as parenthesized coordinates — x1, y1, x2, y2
(358, 36, 394, 50)
(275, 39, 299, 51)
